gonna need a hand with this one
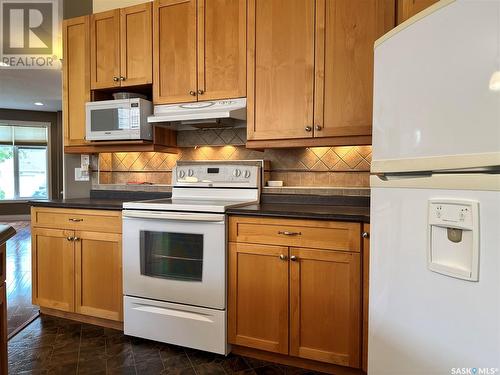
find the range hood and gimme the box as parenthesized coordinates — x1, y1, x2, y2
(148, 98, 246, 130)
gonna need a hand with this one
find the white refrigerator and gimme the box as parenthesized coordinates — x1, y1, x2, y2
(369, 1, 500, 374)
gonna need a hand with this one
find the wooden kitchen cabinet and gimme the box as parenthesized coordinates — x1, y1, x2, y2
(63, 16, 90, 146)
(228, 216, 363, 369)
(397, 0, 439, 24)
(362, 223, 370, 372)
(153, 0, 246, 104)
(228, 242, 289, 354)
(290, 247, 361, 367)
(75, 231, 122, 321)
(247, 0, 395, 148)
(32, 227, 75, 312)
(31, 207, 123, 327)
(91, 3, 152, 89)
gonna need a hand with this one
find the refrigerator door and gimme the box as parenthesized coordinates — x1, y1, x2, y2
(369, 175, 500, 374)
(372, 0, 500, 173)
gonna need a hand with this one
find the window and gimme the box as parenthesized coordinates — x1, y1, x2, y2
(0, 123, 49, 200)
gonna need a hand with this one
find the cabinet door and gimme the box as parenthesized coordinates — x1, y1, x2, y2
(247, 0, 315, 140)
(198, 0, 246, 100)
(228, 242, 289, 354)
(120, 2, 153, 87)
(63, 16, 90, 146)
(90, 9, 121, 89)
(290, 248, 361, 368)
(397, 0, 438, 24)
(315, 0, 395, 138)
(362, 224, 370, 372)
(153, 0, 197, 104)
(75, 231, 122, 321)
(32, 228, 75, 312)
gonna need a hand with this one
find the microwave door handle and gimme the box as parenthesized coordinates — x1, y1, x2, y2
(122, 210, 225, 223)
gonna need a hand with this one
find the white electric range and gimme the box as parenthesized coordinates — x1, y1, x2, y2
(121, 161, 263, 355)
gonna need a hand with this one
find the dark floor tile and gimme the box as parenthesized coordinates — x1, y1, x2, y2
(45, 362, 78, 375)
(80, 335, 106, 350)
(135, 357, 165, 374)
(219, 355, 251, 374)
(253, 365, 285, 375)
(161, 353, 192, 370)
(158, 343, 186, 358)
(193, 363, 226, 375)
(49, 348, 79, 368)
(107, 366, 137, 375)
(185, 349, 224, 366)
(106, 348, 135, 370)
(242, 357, 276, 370)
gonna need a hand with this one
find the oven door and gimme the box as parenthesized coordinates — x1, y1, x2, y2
(86, 100, 137, 141)
(122, 210, 226, 310)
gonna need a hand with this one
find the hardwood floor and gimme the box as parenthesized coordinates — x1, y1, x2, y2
(0, 221, 39, 338)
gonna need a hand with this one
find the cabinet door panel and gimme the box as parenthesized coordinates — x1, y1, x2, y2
(290, 248, 361, 368)
(198, 0, 246, 100)
(153, 0, 197, 104)
(315, 0, 395, 138)
(32, 228, 74, 312)
(75, 231, 122, 321)
(91, 9, 121, 89)
(228, 242, 289, 354)
(397, 0, 438, 24)
(120, 3, 153, 86)
(63, 16, 90, 146)
(247, 0, 315, 140)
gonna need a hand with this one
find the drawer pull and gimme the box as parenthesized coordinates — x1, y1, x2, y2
(278, 231, 302, 236)
(279, 254, 288, 261)
(69, 218, 83, 222)
(290, 255, 298, 261)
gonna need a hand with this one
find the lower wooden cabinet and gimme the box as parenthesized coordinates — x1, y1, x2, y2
(31, 208, 123, 324)
(228, 242, 289, 354)
(32, 228, 75, 312)
(228, 216, 363, 369)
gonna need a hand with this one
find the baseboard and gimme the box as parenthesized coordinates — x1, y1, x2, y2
(0, 215, 30, 221)
(40, 307, 123, 330)
(231, 345, 364, 375)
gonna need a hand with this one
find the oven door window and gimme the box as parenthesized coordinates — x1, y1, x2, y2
(140, 231, 203, 282)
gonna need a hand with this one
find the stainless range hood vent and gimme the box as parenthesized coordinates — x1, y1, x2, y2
(148, 98, 246, 131)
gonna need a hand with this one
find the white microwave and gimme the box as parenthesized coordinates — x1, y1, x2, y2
(85, 98, 153, 141)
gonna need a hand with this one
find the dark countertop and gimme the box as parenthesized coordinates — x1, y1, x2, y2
(0, 224, 16, 245)
(30, 198, 128, 211)
(226, 203, 370, 223)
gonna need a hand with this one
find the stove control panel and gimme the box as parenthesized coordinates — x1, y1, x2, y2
(173, 161, 261, 188)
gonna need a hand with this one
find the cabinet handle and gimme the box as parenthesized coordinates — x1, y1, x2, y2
(113, 76, 119, 82)
(189, 90, 196, 96)
(315, 125, 322, 131)
(278, 231, 302, 236)
(67, 236, 74, 241)
(305, 126, 312, 132)
(69, 218, 83, 222)
(290, 255, 298, 261)
(73, 237, 80, 242)
(362, 232, 370, 239)
(197, 89, 204, 95)
(119, 76, 126, 81)
(279, 254, 288, 261)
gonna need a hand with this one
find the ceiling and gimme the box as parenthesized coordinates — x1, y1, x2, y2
(0, 68, 62, 112)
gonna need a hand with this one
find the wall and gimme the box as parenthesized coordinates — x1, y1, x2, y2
(0, 109, 63, 215)
(96, 145, 371, 188)
(93, 0, 151, 13)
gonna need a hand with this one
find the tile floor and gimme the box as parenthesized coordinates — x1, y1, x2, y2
(8, 314, 323, 375)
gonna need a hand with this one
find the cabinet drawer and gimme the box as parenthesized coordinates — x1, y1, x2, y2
(31, 207, 122, 233)
(229, 216, 361, 252)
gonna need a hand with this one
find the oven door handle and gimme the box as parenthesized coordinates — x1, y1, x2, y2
(122, 210, 225, 222)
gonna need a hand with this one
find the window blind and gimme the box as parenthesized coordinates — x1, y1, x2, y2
(0, 124, 48, 146)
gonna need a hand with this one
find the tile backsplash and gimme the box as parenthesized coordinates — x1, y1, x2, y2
(96, 145, 371, 188)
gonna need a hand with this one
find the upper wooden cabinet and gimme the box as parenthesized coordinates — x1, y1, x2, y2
(397, 0, 439, 24)
(63, 16, 90, 147)
(153, 0, 246, 104)
(90, 3, 152, 89)
(247, 0, 395, 147)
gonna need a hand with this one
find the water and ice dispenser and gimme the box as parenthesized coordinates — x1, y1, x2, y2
(427, 199, 479, 281)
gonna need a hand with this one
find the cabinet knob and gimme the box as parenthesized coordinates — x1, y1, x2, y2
(67, 236, 74, 242)
(305, 126, 312, 132)
(197, 89, 204, 95)
(119, 76, 126, 81)
(315, 125, 322, 131)
(189, 90, 196, 96)
(290, 255, 298, 261)
(73, 237, 80, 242)
(113, 76, 119, 82)
(279, 254, 288, 261)
(362, 232, 370, 239)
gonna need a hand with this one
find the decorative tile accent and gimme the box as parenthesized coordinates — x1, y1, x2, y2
(96, 145, 372, 188)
